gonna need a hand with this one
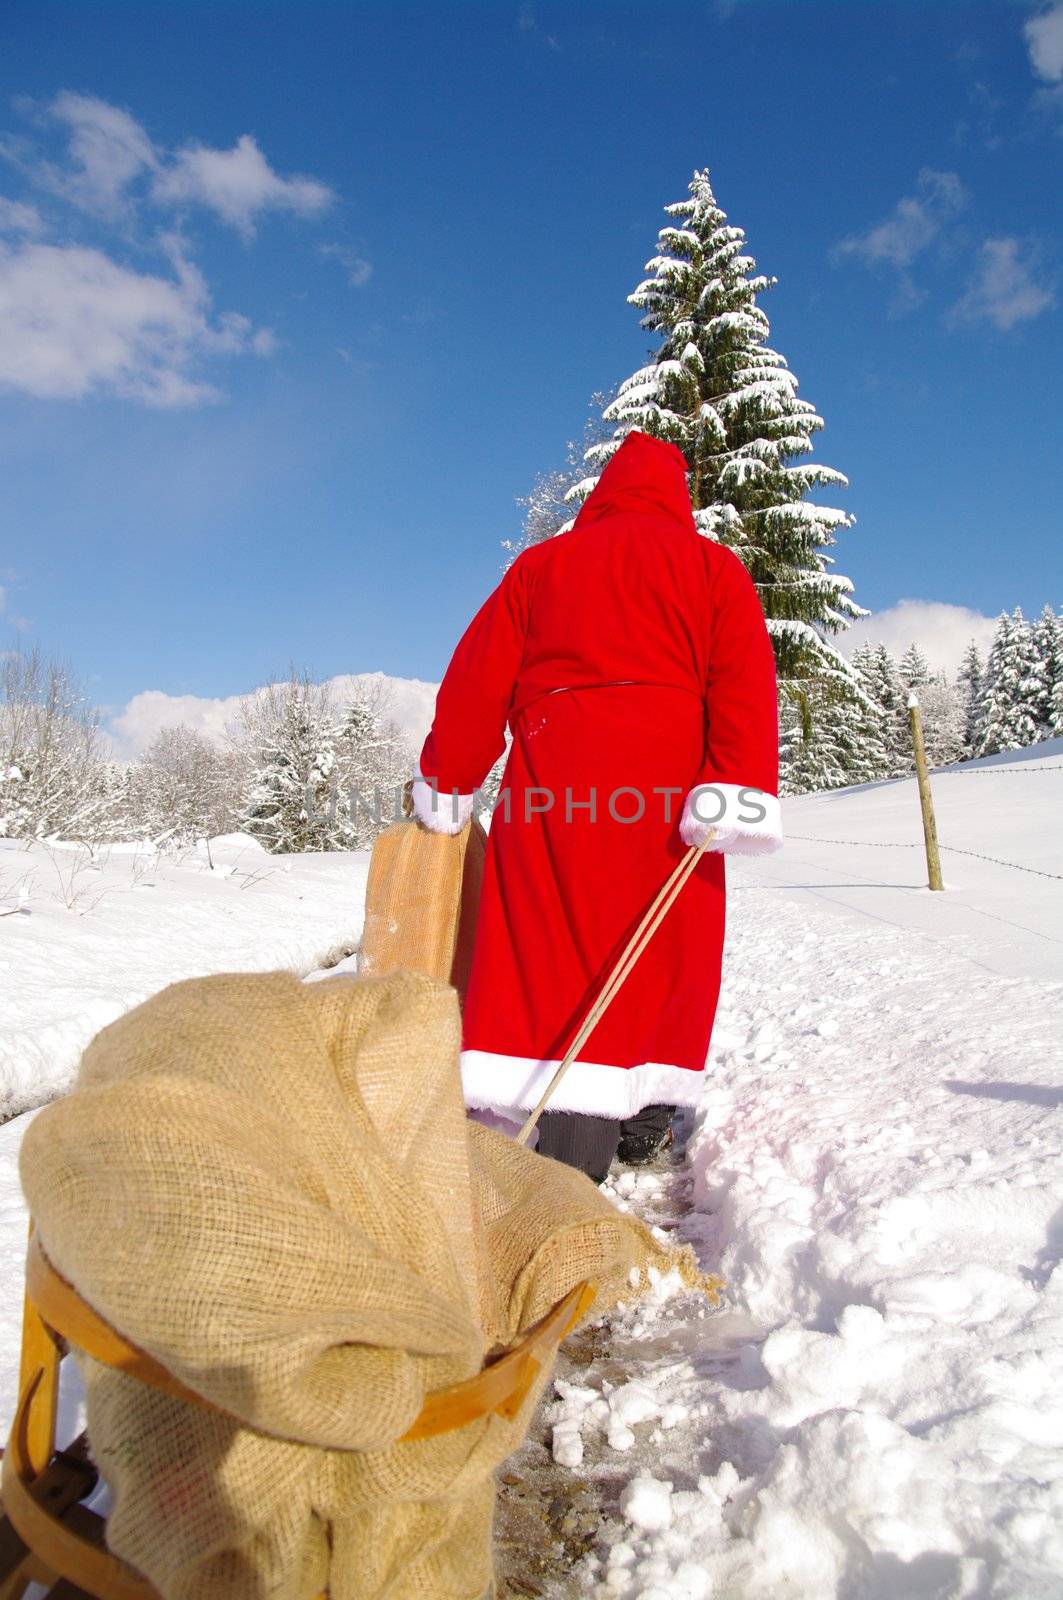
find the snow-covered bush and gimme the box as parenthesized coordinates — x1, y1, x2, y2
(0, 646, 107, 843)
(238, 673, 414, 854)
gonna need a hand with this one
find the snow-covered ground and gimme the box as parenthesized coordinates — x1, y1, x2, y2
(540, 741, 1063, 1597)
(0, 831, 369, 1120)
(2, 743, 1062, 1598)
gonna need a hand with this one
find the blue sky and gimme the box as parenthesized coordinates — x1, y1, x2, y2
(1, 0, 1061, 745)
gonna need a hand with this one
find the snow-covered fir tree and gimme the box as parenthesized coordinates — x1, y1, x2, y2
(955, 641, 984, 758)
(513, 168, 866, 784)
(1032, 604, 1063, 738)
(241, 677, 338, 854)
(332, 695, 411, 848)
(976, 610, 1043, 755)
(780, 682, 882, 795)
(578, 169, 863, 717)
(898, 643, 933, 690)
(892, 643, 965, 768)
(845, 641, 894, 780)
(858, 643, 910, 776)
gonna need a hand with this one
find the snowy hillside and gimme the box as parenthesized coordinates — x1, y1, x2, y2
(0, 832, 369, 1120)
(1, 742, 1061, 1598)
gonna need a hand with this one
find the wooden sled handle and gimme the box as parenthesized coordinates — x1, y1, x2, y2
(25, 1231, 595, 1441)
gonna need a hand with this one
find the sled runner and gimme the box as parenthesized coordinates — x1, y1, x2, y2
(0, 1227, 594, 1600)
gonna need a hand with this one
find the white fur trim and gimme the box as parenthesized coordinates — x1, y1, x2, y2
(461, 1048, 703, 1120)
(679, 782, 783, 855)
(411, 775, 475, 834)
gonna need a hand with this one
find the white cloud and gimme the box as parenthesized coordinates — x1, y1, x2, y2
(320, 243, 373, 287)
(0, 232, 274, 406)
(0, 196, 45, 235)
(1025, 3, 1063, 81)
(837, 169, 967, 272)
(152, 134, 333, 240)
(107, 672, 440, 760)
(40, 91, 158, 218)
(0, 97, 335, 405)
(839, 600, 999, 679)
(6, 94, 334, 239)
(951, 236, 1055, 330)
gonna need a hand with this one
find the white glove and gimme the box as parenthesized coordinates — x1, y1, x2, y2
(679, 783, 783, 855)
(410, 770, 475, 834)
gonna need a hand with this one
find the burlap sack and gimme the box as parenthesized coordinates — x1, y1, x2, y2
(359, 818, 486, 1001)
(19, 969, 709, 1600)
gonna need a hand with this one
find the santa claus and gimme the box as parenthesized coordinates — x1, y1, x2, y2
(414, 429, 782, 1180)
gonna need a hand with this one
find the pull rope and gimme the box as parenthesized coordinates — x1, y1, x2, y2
(517, 829, 715, 1144)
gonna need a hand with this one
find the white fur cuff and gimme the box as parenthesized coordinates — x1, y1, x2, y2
(411, 775, 475, 834)
(680, 782, 783, 855)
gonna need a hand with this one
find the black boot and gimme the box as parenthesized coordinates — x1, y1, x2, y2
(616, 1103, 676, 1167)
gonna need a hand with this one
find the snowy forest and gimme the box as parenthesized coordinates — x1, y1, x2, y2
(0, 654, 415, 855)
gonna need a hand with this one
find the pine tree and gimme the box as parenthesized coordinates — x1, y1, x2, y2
(976, 610, 1042, 755)
(955, 641, 984, 757)
(1047, 609, 1063, 738)
(576, 168, 862, 712)
(1032, 605, 1063, 739)
(898, 643, 933, 690)
(848, 642, 894, 780)
(241, 677, 338, 853)
(857, 643, 910, 776)
(780, 681, 879, 795)
(332, 696, 409, 848)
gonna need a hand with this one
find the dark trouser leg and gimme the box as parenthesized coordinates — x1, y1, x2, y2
(535, 1110, 622, 1184)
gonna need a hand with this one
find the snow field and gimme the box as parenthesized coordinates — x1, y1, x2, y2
(1, 745, 1060, 1597)
(0, 831, 370, 1121)
(541, 748, 1063, 1597)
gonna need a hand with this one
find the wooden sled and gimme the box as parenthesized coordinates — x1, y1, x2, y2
(0, 1228, 595, 1600)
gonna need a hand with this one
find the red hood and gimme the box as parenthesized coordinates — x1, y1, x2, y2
(573, 430, 694, 532)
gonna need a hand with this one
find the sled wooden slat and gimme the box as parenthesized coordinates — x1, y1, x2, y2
(2, 1382, 153, 1599)
(25, 1235, 224, 1418)
(2, 1229, 595, 1599)
(0, 1436, 97, 1600)
(16, 1249, 61, 1482)
(402, 1279, 596, 1440)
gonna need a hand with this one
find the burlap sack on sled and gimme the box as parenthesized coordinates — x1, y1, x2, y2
(359, 817, 486, 1001)
(20, 968, 709, 1600)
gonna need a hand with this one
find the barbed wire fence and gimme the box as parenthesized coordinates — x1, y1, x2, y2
(786, 759, 1063, 884)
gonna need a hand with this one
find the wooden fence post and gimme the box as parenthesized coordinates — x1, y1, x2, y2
(907, 692, 944, 892)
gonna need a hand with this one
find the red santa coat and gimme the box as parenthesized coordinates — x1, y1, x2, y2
(415, 430, 782, 1121)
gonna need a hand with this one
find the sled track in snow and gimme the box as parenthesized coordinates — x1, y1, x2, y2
(495, 1130, 731, 1597)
